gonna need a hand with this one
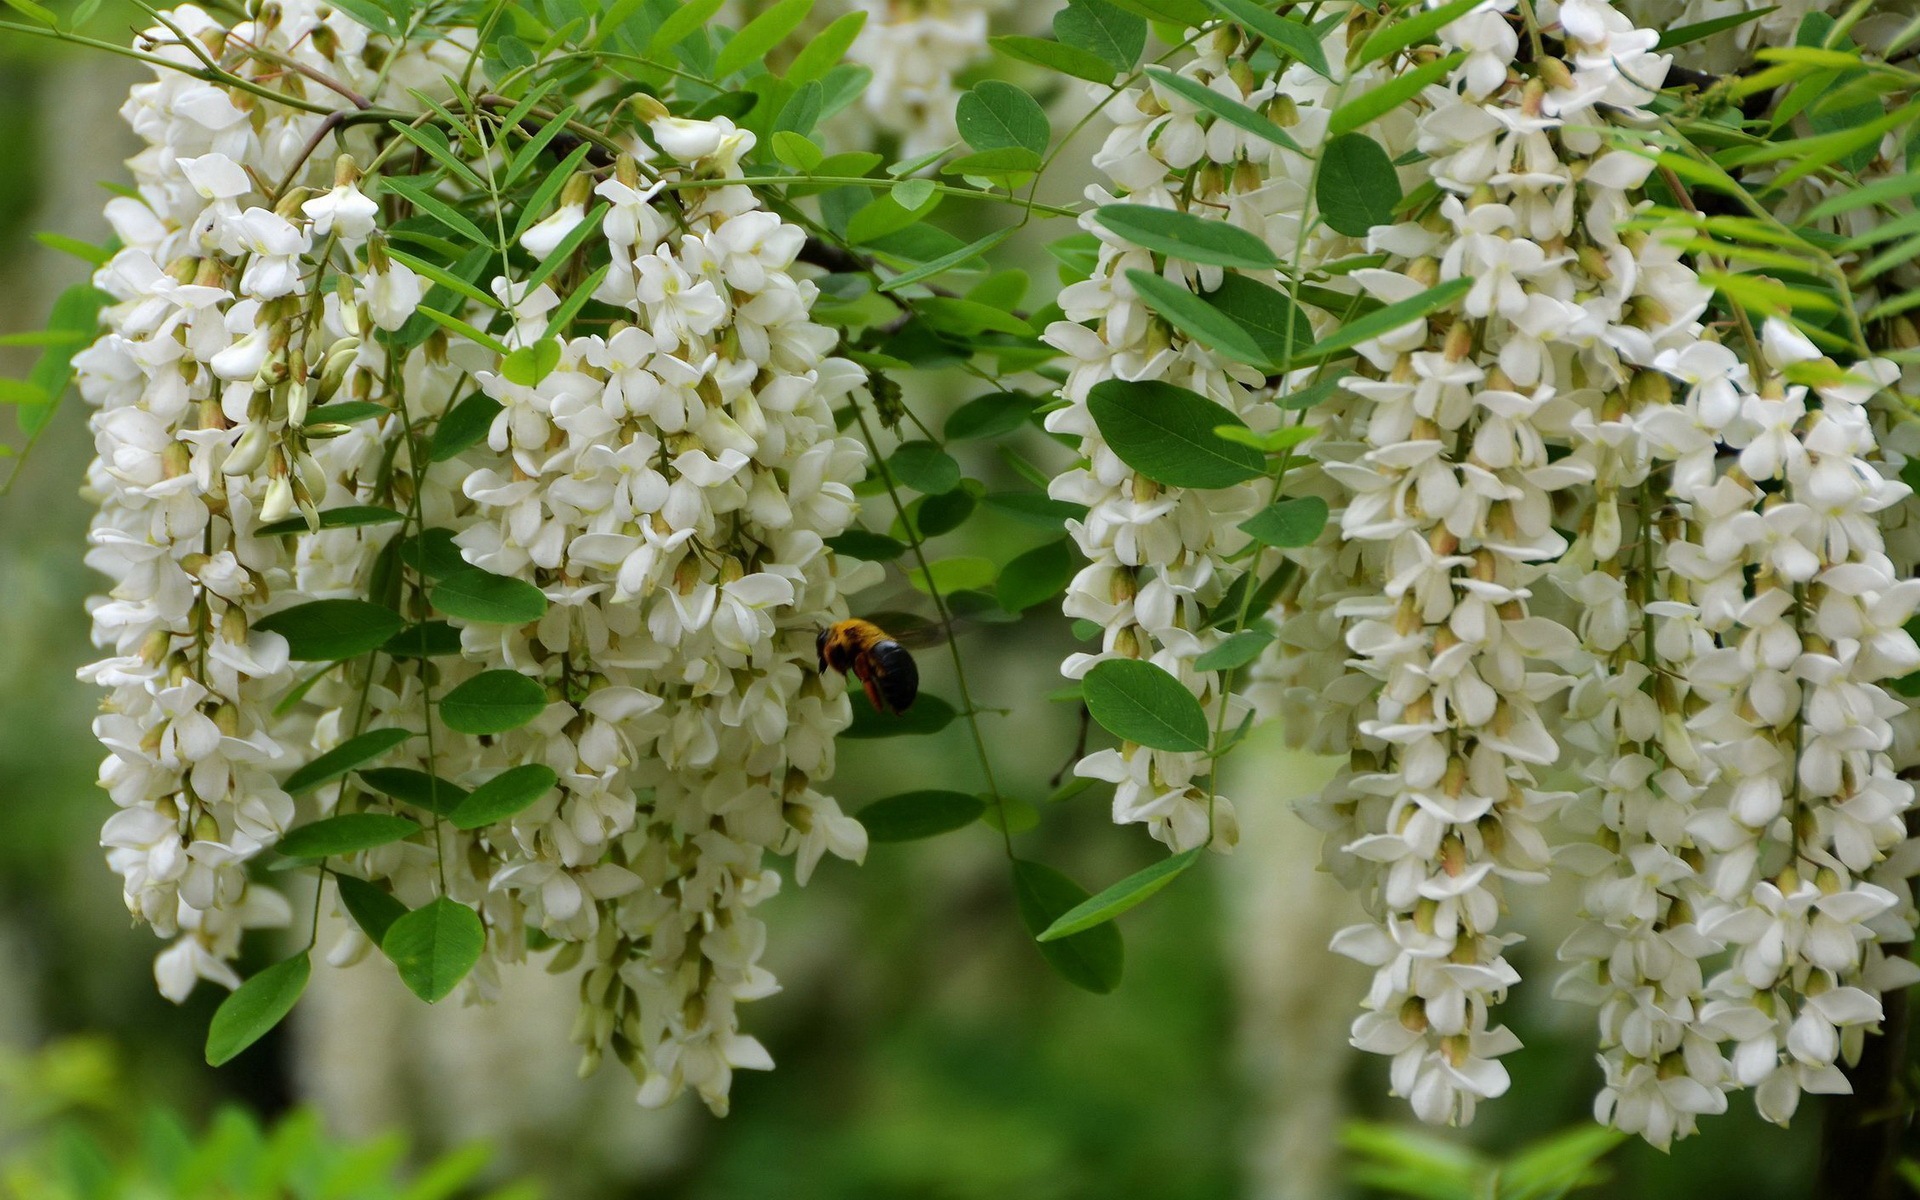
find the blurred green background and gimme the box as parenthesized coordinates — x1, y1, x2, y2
(0, 13, 1839, 1199)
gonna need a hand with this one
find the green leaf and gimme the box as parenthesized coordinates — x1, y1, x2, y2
(1127, 269, 1271, 368)
(206, 954, 309, 1067)
(256, 600, 405, 661)
(1083, 658, 1210, 752)
(502, 338, 563, 386)
(383, 621, 464, 659)
(1328, 51, 1465, 136)
(438, 670, 549, 735)
(1192, 628, 1274, 672)
(1100, 0, 1210, 27)
(34, 232, 112, 266)
(878, 229, 1012, 293)
(997, 539, 1075, 613)
(255, 505, 407, 537)
(303, 400, 390, 427)
(277, 813, 422, 859)
(1012, 860, 1123, 994)
(985, 491, 1085, 530)
(398, 528, 469, 579)
(1199, 0, 1330, 77)
(956, 81, 1050, 155)
(1654, 5, 1773, 49)
(1037, 847, 1202, 940)
(0, 0, 59, 26)
(358, 768, 469, 817)
(449, 764, 559, 830)
(1292, 277, 1472, 365)
(787, 9, 865, 82)
(891, 177, 936, 211)
(1279, 371, 1349, 409)
(1801, 169, 1920, 222)
(429, 392, 503, 462)
(1205, 275, 1311, 365)
(1239, 495, 1329, 547)
(386, 121, 489, 190)
(1356, 0, 1486, 65)
(844, 689, 958, 737)
(335, 875, 409, 946)
(1141, 66, 1303, 154)
(20, 284, 108, 433)
(510, 139, 591, 239)
(946, 392, 1035, 440)
(1092, 204, 1280, 270)
(857, 790, 986, 841)
(431, 569, 549, 625)
(647, 0, 725, 54)
(284, 728, 414, 796)
(916, 297, 1034, 337)
(1318, 133, 1402, 236)
(889, 440, 963, 494)
(906, 487, 979, 538)
(827, 530, 909, 561)
(906, 556, 997, 594)
(380, 176, 491, 248)
(714, 0, 814, 78)
(1086, 378, 1265, 489)
(1055, 0, 1145, 69)
(416, 307, 511, 357)
(383, 897, 486, 1004)
(772, 130, 825, 171)
(991, 35, 1117, 83)
(847, 191, 941, 245)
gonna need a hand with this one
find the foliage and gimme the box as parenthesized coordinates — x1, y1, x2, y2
(0, 1039, 533, 1200)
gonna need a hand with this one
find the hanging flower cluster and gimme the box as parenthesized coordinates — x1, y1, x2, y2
(1049, 0, 1920, 1148)
(75, 1, 872, 1115)
(44, 0, 1920, 1149)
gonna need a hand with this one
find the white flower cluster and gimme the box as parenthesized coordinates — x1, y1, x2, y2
(843, 0, 1006, 155)
(75, 3, 872, 1116)
(455, 119, 876, 1113)
(1044, 25, 1323, 854)
(1062, 0, 1920, 1145)
(78, 0, 462, 1006)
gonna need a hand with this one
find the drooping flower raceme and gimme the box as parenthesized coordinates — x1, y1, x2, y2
(76, 2, 873, 1117)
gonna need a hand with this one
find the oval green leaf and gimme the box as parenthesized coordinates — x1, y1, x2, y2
(283, 728, 413, 796)
(1092, 204, 1280, 270)
(826, 530, 909, 561)
(1142, 66, 1302, 154)
(1126, 269, 1272, 369)
(335, 875, 409, 946)
(383, 896, 486, 1004)
(450, 764, 560, 829)
(1086, 379, 1265, 489)
(844, 690, 957, 738)
(255, 599, 405, 662)
(1013, 859, 1123, 994)
(383, 620, 464, 659)
(889, 440, 962, 494)
(945, 392, 1035, 441)
(206, 953, 310, 1067)
(906, 556, 997, 595)
(1318, 133, 1402, 237)
(1192, 628, 1275, 673)
(997, 539, 1076, 613)
(277, 812, 421, 859)
(1037, 847, 1203, 941)
(429, 392, 504, 462)
(431, 568, 549, 625)
(438, 670, 549, 735)
(858, 790, 986, 842)
(955, 80, 1050, 155)
(1082, 658, 1210, 752)
(358, 767, 469, 817)
(1239, 496, 1330, 547)
(1293, 277, 1472, 366)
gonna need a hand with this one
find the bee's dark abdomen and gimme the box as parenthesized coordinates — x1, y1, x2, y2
(870, 641, 919, 713)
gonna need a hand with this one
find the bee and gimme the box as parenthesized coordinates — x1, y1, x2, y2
(816, 619, 921, 715)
